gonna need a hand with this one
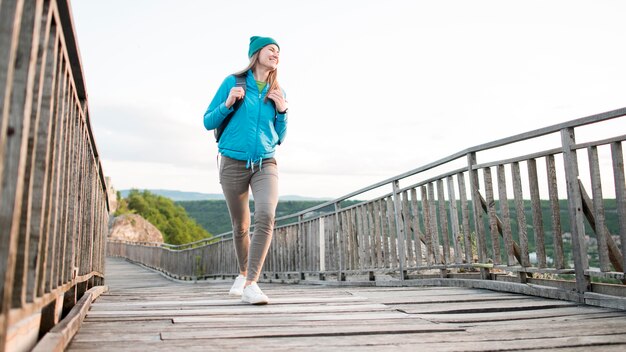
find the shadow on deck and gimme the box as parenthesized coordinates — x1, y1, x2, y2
(66, 257, 626, 351)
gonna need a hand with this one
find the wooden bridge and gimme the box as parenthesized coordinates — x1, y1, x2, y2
(65, 257, 626, 351)
(1, 1, 625, 351)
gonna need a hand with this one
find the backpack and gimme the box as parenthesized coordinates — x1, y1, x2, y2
(214, 74, 246, 143)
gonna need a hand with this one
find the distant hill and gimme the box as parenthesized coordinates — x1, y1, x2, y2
(119, 189, 331, 202)
(278, 195, 332, 201)
(119, 189, 223, 201)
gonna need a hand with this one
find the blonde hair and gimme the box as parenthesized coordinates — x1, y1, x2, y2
(233, 51, 280, 102)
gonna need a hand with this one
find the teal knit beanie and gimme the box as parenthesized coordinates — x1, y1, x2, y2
(248, 36, 279, 58)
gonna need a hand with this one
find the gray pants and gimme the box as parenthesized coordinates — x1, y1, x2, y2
(220, 156, 279, 282)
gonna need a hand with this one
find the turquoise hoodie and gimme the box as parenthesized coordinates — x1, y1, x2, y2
(203, 70, 288, 167)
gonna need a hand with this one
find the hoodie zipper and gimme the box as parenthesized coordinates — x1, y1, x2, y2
(252, 86, 263, 164)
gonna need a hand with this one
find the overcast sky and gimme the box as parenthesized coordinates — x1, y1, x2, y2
(71, 0, 625, 199)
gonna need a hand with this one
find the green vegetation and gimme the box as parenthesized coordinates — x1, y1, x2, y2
(116, 190, 212, 245)
(177, 200, 234, 236)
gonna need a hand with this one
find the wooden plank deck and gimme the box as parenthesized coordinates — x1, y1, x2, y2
(67, 258, 626, 351)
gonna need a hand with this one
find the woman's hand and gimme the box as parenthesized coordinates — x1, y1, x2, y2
(268, 89, 288, 113)
(225, 87, 245, 108)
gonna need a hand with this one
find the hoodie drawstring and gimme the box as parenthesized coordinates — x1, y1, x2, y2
(246, 157, 264, 172)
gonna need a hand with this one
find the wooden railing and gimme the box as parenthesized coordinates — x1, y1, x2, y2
(0, 1, 109, 351)
(110, 108, 626, 309)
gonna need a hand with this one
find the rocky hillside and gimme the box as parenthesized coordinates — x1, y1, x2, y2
(109, 214, 164, 244)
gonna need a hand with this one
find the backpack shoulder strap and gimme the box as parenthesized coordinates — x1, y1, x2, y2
(235, 74, 246, 91)
(214, 74, 247, 143)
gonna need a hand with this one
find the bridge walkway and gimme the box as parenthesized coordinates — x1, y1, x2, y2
(66, 257, 626, 351)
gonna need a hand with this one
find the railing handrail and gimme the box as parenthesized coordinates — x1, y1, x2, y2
(134, 107, 626, 254)
(138, 107, 626, 247)
(1, 1, 109, 350)
(56, 0, 109, 210)
(272, 107, 626, 222)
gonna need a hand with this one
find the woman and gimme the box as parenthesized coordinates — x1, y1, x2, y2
(203, 36, 288, 305)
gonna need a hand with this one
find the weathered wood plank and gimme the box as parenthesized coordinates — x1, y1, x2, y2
(463, 311, 626, 325)
(578, 181, 624, 273)
(327, 215, 338, 271)
(468, 153, 487, 267)
(173, 312, 413, 324)
(427, 183, 441, 264)
(168, 319, 626, 341)
(390, 182, 406, 276)
(334, 202, 344, 277)
(68, 334, 626, 352)
(511, 162, 530, 266)
(421, 186, 434, 265)
(1, 0, 37, 329)
(338, 207, 347, 275)
(409, 188, 423, 266)
(89, 295, 371, 310)
(409, 305, 612, 323)
(61, 97, 75, 286)
(79, 317, 422, 332)
(372, 201, 383, 269)
(37, 35, 63, 298)
(342, 293, 537, 305)
(437, 179, 451, 264)
(365, 203, 376, 269)
(358, 206, 368, 270)
(446, 176, 461, 264)
(457, 172, 472, 263)
(546, 154, 564, 269)
(86, 302, 394, 318)
(561, 127, 591, 294)
(345, 286, 516, 295)
(393, 298, 575, 314)
(527, 158, 546, 268)
(588, 146, 611, 271)
(347, 208, 356, 270)
(311, 219, 316, 272)
(611, 142, 626, 273)
(496, 165, 515, 265)
(385, 197, 398, 269)
(159, 322, 464, 340)
(44, 62, 67, 293)
(483, 167, 501, 264)
(402, 190, 413, 267)
(13, 0, 46, 309)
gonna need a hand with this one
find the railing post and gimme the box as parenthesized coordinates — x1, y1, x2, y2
(561, 127, 590, 296)
(333, 202, 344, 281)
(391, 180, 407, 280)
(468, 152, 489, 279)
(611, 142, 626, 274)
(319, 216, 325, 273)
(298, 214, 304, 280)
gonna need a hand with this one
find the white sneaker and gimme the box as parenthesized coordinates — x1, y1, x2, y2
(241, 283, 269, 305)
(229, 275, 246, 296)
